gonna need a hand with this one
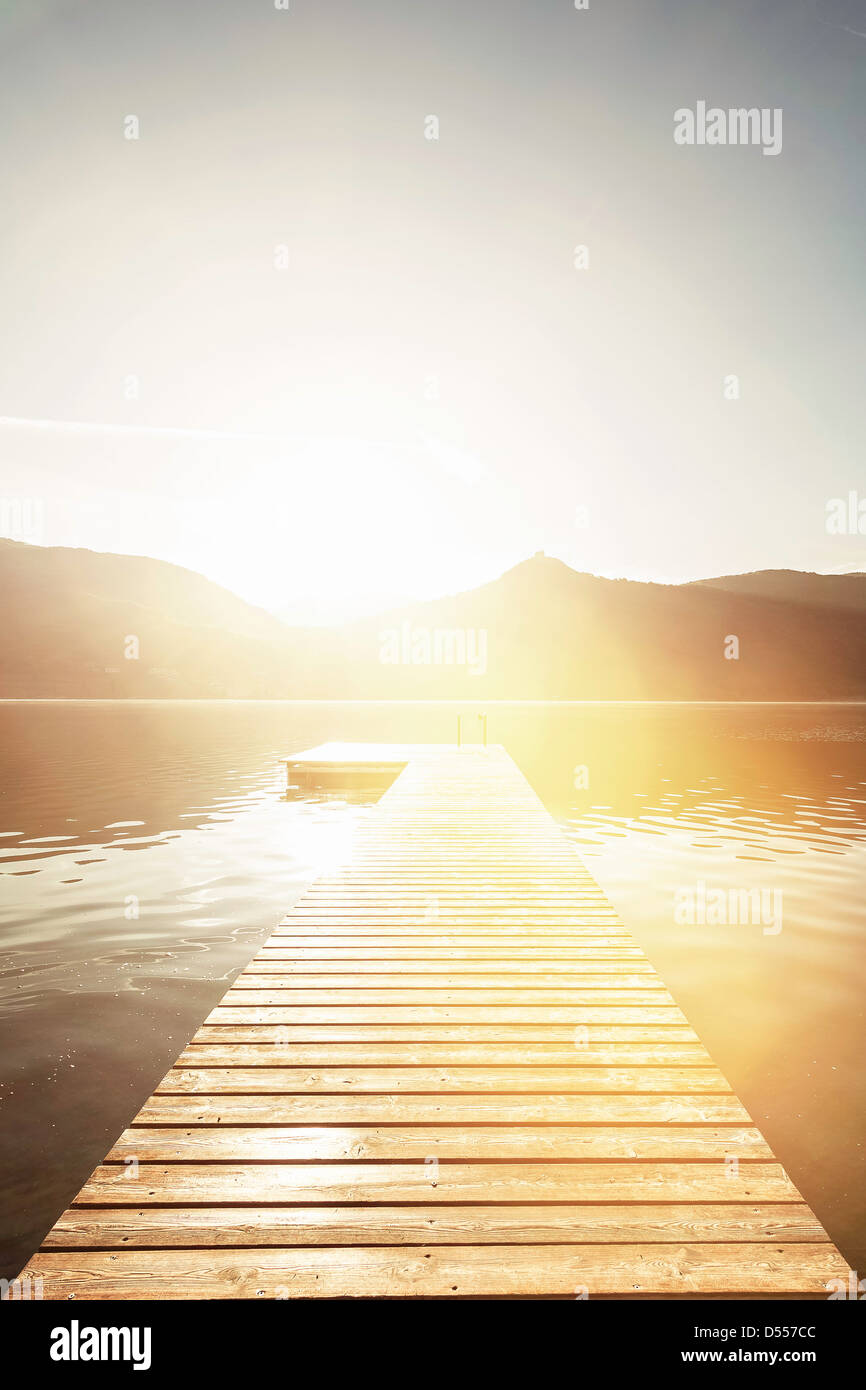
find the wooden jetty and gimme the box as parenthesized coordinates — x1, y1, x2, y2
(20, 744, 850, 1298)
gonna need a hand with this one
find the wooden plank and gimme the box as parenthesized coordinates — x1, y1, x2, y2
(107, 1124, 772, 1161)
(71, 1161, 801, 1205)
(298, 888, 617, 897)
(22, 1244, 851, 1299)
(268, 931, 634, 942)
(191, 1024, 702, 1043)
(247, 959, 656, 974)
(205, 1007, 691, 1024)
(216, 989, 675, 1006)
(230, 972, 664, 988)
(157, 1066, 731, 1094)
(278, 911, 624, 920)
(254, 947, 647, 958)
(295, 900, 620, 909)
(176, 1043, 714, 1066)
(276, 887, 618, 897)
(135, 1093, 754, 1125)
(42, 1204, 824, 1250)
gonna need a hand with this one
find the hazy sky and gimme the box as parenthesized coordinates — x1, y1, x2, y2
(1, 0, 865, 620)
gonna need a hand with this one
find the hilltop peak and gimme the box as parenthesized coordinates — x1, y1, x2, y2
(498, 552, 581, 582)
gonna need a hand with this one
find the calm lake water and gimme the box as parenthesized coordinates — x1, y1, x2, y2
(1, 700, 865, 1282)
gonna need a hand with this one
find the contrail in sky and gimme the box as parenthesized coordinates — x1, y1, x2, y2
(0, 415, 293, 442)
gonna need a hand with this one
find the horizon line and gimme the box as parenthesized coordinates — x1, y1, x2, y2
(2, 534, 864, 606)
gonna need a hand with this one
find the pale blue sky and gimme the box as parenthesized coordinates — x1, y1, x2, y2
(1, 0, 864, 619)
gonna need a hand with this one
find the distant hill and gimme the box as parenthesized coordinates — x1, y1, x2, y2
(1, 542, 864, 699)
(693, 569, 866, 613)
(315, 555, 866, 700)
(0, 539, 296, 697)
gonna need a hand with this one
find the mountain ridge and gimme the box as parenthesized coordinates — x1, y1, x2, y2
(1, 540, 864, 699)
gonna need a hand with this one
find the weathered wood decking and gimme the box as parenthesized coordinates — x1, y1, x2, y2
(21, 745, 849, 1298)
